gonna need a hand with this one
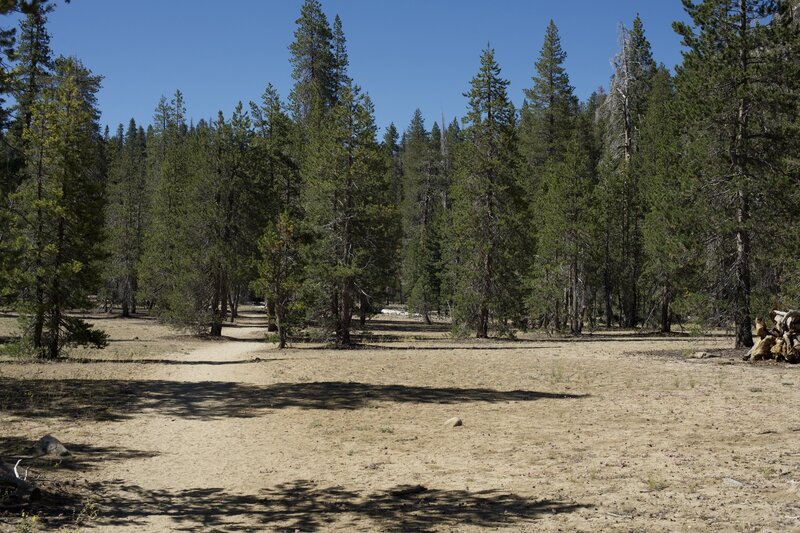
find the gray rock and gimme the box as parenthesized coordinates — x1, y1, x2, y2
(29, 434, 71, 458)
(444, 417, 463, 428)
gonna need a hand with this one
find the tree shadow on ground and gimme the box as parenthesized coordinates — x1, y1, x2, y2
(0, 378, 586, 422)
(0, 436, 158, 473)
(18, 479, 586, 532)
(361, 319, 452, 334)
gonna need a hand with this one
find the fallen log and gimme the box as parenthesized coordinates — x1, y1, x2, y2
(0, 460, 40, 507)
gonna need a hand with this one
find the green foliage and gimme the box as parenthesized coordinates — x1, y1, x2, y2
(6, 56, 106, 358)
(597, 14, 656, 328)
(104, 119, 147, 316)
(301, 85, 389, 345)
(520, 20, 578, 176)
(448, 46, 525, 338)
(400, 109, 444, 323)
(673, 0, 800, 345)
(254, 212, 304, 348)
(289, 0, 336, 121)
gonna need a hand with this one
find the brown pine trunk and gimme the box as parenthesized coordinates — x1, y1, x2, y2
(660, 284, 672, 333)
(734, 192, 753, 348)
(339, 279, 353, 346)
(359, 292, 368, 327)
(476, 306, 489, 338)
(266, 298, 277, 332)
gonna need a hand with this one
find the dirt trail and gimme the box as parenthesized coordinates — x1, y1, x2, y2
(80, 326, 273, 531)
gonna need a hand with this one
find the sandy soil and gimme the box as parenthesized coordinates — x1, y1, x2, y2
(2, 310, 800, 532)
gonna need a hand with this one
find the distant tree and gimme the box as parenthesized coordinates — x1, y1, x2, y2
(401, 110, 442, 324)
(637, 67, 700, 333)
(105, 119, 147, 317)
(138, 91, 193, 321)
(519, 20, 577, 178)
(288, 0, 335, 122)
(449, 46, 525, 338)
(598, 15, 656, 328)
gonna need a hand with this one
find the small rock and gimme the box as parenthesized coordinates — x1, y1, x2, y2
(722, 477, 743, 488)
(444, 417, 463, 428)
(29, 434, 71, 458)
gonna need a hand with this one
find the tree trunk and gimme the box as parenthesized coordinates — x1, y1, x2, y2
(210, 271, 224, 337)
(660, 283, 672, 333)
(359, 292, 368, 327)
(266, 298, 278, 332)
(339, 279, 353, 346)
(734, 191, 753, 348)
(276, 302, 288, 349)
(570, 258, 580, 335)
(476, 306, 489, 338)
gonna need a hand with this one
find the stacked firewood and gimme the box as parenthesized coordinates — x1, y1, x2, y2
(743, 310, 800, 363)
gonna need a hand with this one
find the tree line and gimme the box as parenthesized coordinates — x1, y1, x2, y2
(0, 0, 798, 357)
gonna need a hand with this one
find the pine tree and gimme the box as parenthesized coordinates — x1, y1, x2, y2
(9, 56, 107, 358)
(331, 14, 351, 101)
(301, 84, 387, 345)
(138, 91, 193, 321)
(251, 84, 302, 337)
(105, 119, 147, 317)
(519, 21, 579, 331)
(528, 108, 596, 335)
(674, 0, 800, 347)
(289, 0, 335, 122)
(401, 109, 442, 324)
(12, 0, 53, 134)
(519, 20, 577, 177)
(449, 46, 525, 338)
(599, 15, 656, 329)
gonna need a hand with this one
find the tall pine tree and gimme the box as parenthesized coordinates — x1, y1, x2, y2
(449, 46, 525, 338)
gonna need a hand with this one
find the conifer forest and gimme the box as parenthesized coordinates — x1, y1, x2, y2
(1, 0, 799, 354)
(1, 1, 800, 531)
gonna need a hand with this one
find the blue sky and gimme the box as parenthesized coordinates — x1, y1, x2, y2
(35, 0, 690, 135)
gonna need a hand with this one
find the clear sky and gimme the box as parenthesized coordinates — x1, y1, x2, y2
(34, 0, 690, 135)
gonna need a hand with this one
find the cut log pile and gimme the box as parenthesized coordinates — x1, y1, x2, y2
(743, 310, 800, 363)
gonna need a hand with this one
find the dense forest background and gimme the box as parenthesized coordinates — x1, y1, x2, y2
(0, 0, 798, 358)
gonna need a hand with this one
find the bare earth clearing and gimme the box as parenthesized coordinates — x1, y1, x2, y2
(2, 310, 800, 532)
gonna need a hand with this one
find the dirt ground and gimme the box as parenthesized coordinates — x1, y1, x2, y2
(2, 309, 800, 532)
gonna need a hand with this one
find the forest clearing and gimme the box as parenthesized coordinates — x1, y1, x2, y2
(3, 309, 800, 531)
(1, 0, 800, 530)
